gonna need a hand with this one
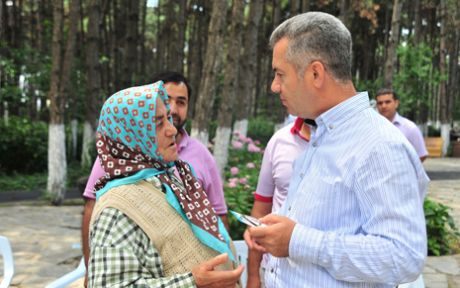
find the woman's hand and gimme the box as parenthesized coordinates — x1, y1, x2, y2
(192, 253, 244, 288)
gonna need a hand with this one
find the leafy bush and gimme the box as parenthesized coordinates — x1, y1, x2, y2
(224, 133, 264, 239)
(247, 117, 275, 146)
(0, 116, 48, 174)
(424, 198, 460, 256)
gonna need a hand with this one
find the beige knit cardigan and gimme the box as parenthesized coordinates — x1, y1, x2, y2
(90, 180, 237, 277)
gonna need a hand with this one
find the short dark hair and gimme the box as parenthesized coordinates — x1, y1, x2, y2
(375, 88, 398, 100)
(151, 71, 192, 101)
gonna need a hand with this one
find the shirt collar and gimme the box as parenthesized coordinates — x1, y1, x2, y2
(315, 92, 370, 132)
(290, 117, 310, 142)
(392, 113, 402, 125)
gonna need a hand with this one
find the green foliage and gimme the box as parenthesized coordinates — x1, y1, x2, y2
(393, 42, 439, 119)
(224, 136, 264, 239)
(0, 172, 47, 192)
(354, 77, 383, 98)
(424, 198, 460, 256)
(247, 117, 275, 146)
(0, 116, 48, 174)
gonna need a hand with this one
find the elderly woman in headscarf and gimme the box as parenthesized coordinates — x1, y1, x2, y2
(88, 82, 243, 287)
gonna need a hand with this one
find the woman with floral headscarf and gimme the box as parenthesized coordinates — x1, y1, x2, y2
(88, 82, 243, 287)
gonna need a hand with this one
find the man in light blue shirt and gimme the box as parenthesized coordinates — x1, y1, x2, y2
(247, 12, 429, 288)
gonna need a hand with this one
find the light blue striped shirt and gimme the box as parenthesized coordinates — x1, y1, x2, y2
(264, 92, 429, 288)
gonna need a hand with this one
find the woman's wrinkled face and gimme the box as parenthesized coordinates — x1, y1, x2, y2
(155, 97, 178, 162)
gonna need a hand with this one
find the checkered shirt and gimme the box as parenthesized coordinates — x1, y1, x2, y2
(88, 207, 196, 287)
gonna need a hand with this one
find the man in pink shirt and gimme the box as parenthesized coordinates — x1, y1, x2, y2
(81, 72, 228, 272)
(376, 88, 428, 162)
(244, 117, 310, 288)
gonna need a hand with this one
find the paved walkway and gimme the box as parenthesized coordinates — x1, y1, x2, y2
(0, 157, 459, 287)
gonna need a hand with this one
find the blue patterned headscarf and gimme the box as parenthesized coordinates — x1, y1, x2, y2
(94, 81, 234, 260)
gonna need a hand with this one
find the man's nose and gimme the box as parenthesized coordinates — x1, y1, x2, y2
(271, 79, 280, 93)
(169, 101, 178, 114)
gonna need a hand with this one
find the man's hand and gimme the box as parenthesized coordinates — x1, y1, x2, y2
(248, 214, 296, 257)
(192, 253, 244, 288)
(243, 229, 265, 252)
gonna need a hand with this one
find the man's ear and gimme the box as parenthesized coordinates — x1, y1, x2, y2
(310, 61, 325, 88)
(395, 99, 400, 109)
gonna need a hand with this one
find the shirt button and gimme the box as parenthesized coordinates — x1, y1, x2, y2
(329, 124, 334, 129)
(312, 142, 317, 147)
(288, 206, 292, 211)
(271, 268, 274, 273)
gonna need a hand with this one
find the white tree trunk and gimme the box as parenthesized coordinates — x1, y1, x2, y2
(81, 121, 95, 168)
(3, 101, 8, 126)
(213, 126, 232, 176)
(47, 123, 67, 204)
(71, 119, 78, 159)
(441, 123, 450, 156)
(232, 119, 248, 140)
(191, 127, 209, 147)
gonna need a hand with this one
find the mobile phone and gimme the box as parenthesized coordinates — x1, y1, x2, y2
(230, 210, 264, 227)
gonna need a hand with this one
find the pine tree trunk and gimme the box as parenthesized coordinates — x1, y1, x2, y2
(101, 0, 112, 93)
(47, 124, 67, 204)
(82, 0, 102, 168)
(213, 0, 245, 174)
(383, 0, 403, 88)
(413, 0, 422, 44)
(174, 0, 186, 73)
(446, 2, 459, 132)
(122, 0, 139, 86)
(339, 0, 350, 28)
(59, 0, 80, 98)
(82, 121, 95, 168)
(234, 0, 263, 137)
(47, 0, 66, 204)
(438, 0, 449, 156)
(290, 0, 299, 16)
(191, 0, 227, 145)
(0, 1, 3, 41)
(71, 119, 78, 159)
(47, 0, 80, 204)
(301, 0, 310, 12)
(113, 0, 126, 90)
(155, 0, 163, 71)
(187, 0, 209, 118)
(140, 0, 147, 82)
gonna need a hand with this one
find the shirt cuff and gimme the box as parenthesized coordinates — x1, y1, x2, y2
(254, 193, 273, 203)
(83, 189, 96, 200)
(289, 224, 324, 264)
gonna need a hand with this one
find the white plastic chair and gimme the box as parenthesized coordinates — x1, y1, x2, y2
(233, 240, 248, 288)
(0, 236, 15, 288)
(45, 257, 86, 288)
(398, 275, 425, 288)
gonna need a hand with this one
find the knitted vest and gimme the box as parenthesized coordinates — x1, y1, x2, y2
(90, 180, 236, 276)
